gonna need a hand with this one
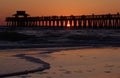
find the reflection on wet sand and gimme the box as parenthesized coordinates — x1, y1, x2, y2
(23, 48, 120, 78)
(1, 47, 120, 78)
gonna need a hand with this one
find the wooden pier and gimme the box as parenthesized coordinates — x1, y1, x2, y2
(6, 11, 120, 29)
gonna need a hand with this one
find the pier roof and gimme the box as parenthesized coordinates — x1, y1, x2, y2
(12, 11, 30, 17)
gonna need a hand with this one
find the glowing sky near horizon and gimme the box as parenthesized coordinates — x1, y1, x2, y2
(0, 0, 120, 25)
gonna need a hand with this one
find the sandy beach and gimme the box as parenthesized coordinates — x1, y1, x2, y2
(0, 47, 120, 78)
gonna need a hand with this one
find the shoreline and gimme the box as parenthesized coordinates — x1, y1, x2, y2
(0, 47, 120, 78)
(0, 50, 50, 77)
(0, 66, 50, 78)
(0, 44, 120, 50)
(28, 47, 120, 78)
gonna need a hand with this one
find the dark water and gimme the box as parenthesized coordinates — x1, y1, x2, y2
(0, 29, 120, 49)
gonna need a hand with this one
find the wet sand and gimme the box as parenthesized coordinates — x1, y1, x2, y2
(0, 48, 50, 77)
(27, 47, 120, 78)
(0, 47, 120, 78)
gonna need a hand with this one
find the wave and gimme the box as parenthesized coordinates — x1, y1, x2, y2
(0, 29, 120, 49)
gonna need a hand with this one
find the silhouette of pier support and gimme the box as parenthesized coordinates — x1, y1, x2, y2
(6, 11, 120, 29)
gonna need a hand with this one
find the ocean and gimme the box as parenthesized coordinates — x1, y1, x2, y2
(0, 29, 120, 49)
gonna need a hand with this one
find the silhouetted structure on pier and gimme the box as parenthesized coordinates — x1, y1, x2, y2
(6, 11, 120, 29)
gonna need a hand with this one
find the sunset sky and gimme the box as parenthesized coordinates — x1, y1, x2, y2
(0, 0, 120, 25)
